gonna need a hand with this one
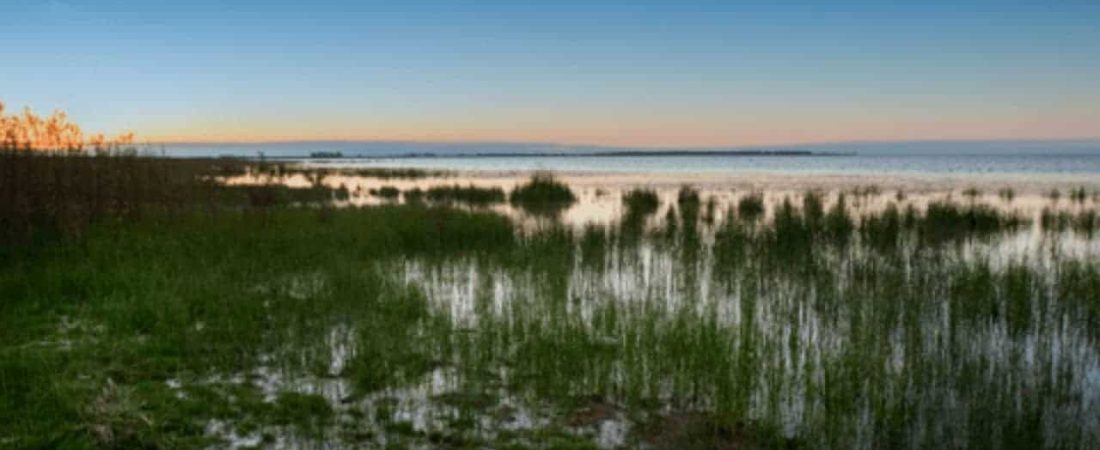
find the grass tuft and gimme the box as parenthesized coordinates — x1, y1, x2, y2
(510, 172, 577, 215)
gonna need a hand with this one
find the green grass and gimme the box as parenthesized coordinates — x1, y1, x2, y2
(369, 185, 401, 199)
(622, 188, 660, 217)
(425, 184, 506, 206)
(1, 153, 1097, 449)
(509, 172, 577, 215)
(737, 193, 765, 221)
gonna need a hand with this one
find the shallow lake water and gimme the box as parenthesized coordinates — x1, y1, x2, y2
(198, 166, 1100, 448)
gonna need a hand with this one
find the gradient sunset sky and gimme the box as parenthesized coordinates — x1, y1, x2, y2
(4, 0, 1099, 148)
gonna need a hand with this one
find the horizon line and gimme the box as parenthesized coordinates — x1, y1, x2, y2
(147, 136, 1100, 150)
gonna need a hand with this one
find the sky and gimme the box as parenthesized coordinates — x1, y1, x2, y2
(3, 0, 1100, 148)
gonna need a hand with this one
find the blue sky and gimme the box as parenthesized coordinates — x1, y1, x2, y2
(3, 0, 1099, 147)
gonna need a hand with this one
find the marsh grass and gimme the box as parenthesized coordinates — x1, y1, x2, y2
(368, 185, 401, 200)
(737, 193, 765, 222)
(1070, 186, 1089, 203)
(622, 188, 660, 217)
(1041, 207, 1099, 233)
(0, 150, 247, 243)
(509, 171, 577, 216)
(677, 185, 702, 229)
(425, 184, 506, 206)
(919, 200, 1026, 244)
(1, 156, 1097, 449)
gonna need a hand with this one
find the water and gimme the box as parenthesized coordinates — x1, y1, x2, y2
(165, 140, 1100, 177)
(189, 196, 1100, 448)
(202, 151, 1100, 448)
(311, 154, 1100, 176)
(228, 167, 1100, 230)
(182, 162, 1100, 446)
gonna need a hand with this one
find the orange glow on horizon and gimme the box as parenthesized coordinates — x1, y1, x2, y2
(139, 114, 1100, 148)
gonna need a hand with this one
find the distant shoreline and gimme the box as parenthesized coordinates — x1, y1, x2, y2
(252, 150, 854, 160)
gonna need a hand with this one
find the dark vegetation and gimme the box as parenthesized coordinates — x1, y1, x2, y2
(509, 171, 577, 216)
(425, 184, 506, 206)
(368, 185, 401, 200)
(0, 152, 347, 244)
(737, 193, 765, 221)
(622, 188, 660, 217)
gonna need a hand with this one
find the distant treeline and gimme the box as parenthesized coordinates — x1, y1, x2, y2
(289, 149, 846, 159)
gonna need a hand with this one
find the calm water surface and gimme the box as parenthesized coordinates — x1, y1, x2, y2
(169, 141, 1100, 176)
(307, 154, 1100, 176)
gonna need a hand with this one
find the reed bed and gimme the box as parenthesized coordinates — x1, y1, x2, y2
(425, 184, 506, 206)
(1, 156, 1098, 449)
(509, 171, 577, 216)
(622, 188, 660, 217)
(368, 185, 401, 200)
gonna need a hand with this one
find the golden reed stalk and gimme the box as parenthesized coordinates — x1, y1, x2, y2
(0, 100, 134, 153)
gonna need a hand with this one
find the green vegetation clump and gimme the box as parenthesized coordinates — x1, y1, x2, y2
(509, 172, 576, 215)
(1070, 186, 1088, 203)
(737, 193, 765, 221)
(272, 392, 333, 431)
(369, 186, 401, 199)
(850, 184, 881, 197)
(404, 187, 425, 204)
(801, 190, 825, 226)
(426, 184, 506, 206)
(823, 193, 854, 244)
(677, 185, 702, 226)
(861, 203, 903, 251)
(347, 167, 450, 179)
(919, 201, 1025, 243)
(622, 188, 660, 217)
(1041, 208, 1099, 233)
(621, 188, 660, 238)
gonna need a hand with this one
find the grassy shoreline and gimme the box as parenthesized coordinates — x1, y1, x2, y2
(2, 152, 1098, 449)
